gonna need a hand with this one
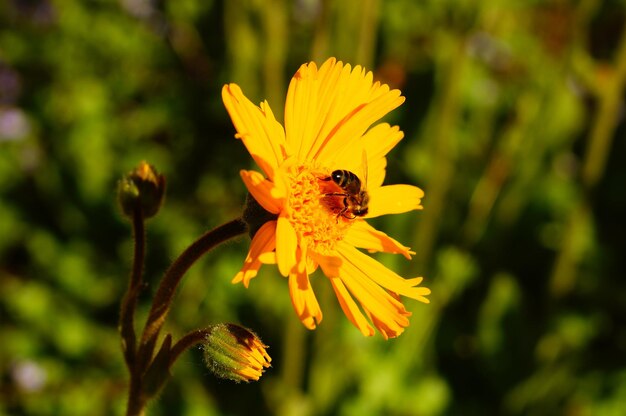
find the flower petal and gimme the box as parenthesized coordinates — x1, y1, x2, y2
(312, 251, 343, 278)
(367, 184, 424, 218)
(240, 170, 285, 214)
(314, 88, 404, 163)
(335, 248, 413, 338)
(311, 124, 403, 196)
(323, 123, 404, 190)
(328, 277, 375, 337)
(362, 304, 411, 340)
(284, 60, 322, 161)
(361, 124, 404, 189)
(284, 58, 405, 165)
(233, 221, 277, 288)
(258, 252, 277, 264)
(286, 58, 361, 161)
(343, 220, 414, 259)
(275, 214, 298, 276)
(360, 124, 404, 162)
(337, 241, 430, 303)
(223, 84, 287, 177)
(288, 266, 323, 330)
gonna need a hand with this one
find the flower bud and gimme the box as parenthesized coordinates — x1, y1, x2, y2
(118, 161, 165, 219)
(203, 323, 271, 383)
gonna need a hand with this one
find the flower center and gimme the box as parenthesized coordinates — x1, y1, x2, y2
(285, 164, 352, 254)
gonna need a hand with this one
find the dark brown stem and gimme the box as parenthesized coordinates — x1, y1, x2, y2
(169, 328, 214, 367)
(125, 374, 146, 416)
(136, 218, 248, 372)
(120, 208, 145, 368)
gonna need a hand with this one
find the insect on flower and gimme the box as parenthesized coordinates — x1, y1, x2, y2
(321, 152, 370, 219)
(222, 58, 431, 339)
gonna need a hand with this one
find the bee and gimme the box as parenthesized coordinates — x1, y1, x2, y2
(321, 153, 370, 219)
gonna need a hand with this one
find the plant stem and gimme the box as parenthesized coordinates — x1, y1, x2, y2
(136, 218, 248, 372)
(120, 208, 145, 368)
(169, 328, 213, 366)
(126, 374, 146, 416)
(125, 218, 248, 416)
(121, 208, 147, 416)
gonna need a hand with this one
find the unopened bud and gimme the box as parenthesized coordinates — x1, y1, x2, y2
(118, 161, 165, 219)
(203, 323, 271, 383)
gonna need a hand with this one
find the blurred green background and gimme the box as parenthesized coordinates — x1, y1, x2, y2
(2, 0, 626, 415)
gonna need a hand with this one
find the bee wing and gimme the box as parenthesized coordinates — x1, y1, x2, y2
(361, 149, 369, 190)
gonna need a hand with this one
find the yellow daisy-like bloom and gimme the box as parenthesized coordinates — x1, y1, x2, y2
(223, 57, 430, 339)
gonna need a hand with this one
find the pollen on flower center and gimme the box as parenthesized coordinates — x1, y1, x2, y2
(285, 165, 352, 253)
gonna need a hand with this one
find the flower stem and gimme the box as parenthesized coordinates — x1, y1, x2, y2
(169, 328, 213, 366)
(126, 375, 146, 416)
(120, 207, 145, 368)
(120, 208, 147, 416)
(136, 218, 248, 372)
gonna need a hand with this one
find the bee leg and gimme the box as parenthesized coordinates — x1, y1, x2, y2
(339, 207, 356, 220)
(336, 207, 348, 223)
(323, 192, 351, 221)
(336, 197, 354, 222)
(327, 196, 349, 222)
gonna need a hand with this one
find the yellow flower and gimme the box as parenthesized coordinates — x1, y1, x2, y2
(223, 57, 430, 339)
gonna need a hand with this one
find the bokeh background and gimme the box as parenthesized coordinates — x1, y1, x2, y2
(2, 0, 626, 415)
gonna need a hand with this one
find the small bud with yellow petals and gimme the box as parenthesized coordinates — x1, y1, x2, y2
(203, 323, 271, 383)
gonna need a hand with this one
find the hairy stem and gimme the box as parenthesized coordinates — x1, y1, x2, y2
(125, 374, 146, 416)
(120, 208, 145, 368)
(169, 328, 214, 367)
(136, 218, 248, 372)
